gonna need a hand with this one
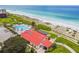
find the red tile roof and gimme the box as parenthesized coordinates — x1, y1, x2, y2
(21, 30, 53, 48)
(21, 30, 47, 46)
(42, 39, 52, 48)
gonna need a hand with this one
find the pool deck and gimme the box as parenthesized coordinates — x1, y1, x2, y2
(13, 24, 31, 34)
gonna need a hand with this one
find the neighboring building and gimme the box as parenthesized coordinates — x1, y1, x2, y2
(0, 26, 15, 50)
(0, 9, 7, 18)
(21, 30, 53, 52)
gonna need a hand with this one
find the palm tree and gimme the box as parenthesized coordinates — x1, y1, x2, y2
(32, 21, 36, 27)
(31, 21, 38, 30)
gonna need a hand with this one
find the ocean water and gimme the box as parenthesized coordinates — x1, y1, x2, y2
(0, 5, 79, 30)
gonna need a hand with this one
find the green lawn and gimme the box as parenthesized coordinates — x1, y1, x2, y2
(50, 33, 57, 38)
(37, 24, 51, 31)
(0, 14, 33, 25)
(48, 45, 70, 53)
(56, 37, 79, 52)
(0, 18, 16, 24)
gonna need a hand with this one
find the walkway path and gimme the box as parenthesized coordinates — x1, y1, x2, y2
(56, 42, 76, 53)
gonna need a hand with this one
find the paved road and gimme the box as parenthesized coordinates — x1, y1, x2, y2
(56, 42, 76, 53)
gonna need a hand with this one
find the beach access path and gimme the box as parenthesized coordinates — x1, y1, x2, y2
(56, 42, 76, 53)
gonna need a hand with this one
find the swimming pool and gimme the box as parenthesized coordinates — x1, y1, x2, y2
(14, 24, 31, 34)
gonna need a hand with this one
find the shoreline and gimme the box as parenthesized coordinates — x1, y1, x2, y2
(7, 10, 79, 32)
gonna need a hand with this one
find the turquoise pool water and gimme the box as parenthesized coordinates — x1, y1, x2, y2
(15, 24, 31, 31)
